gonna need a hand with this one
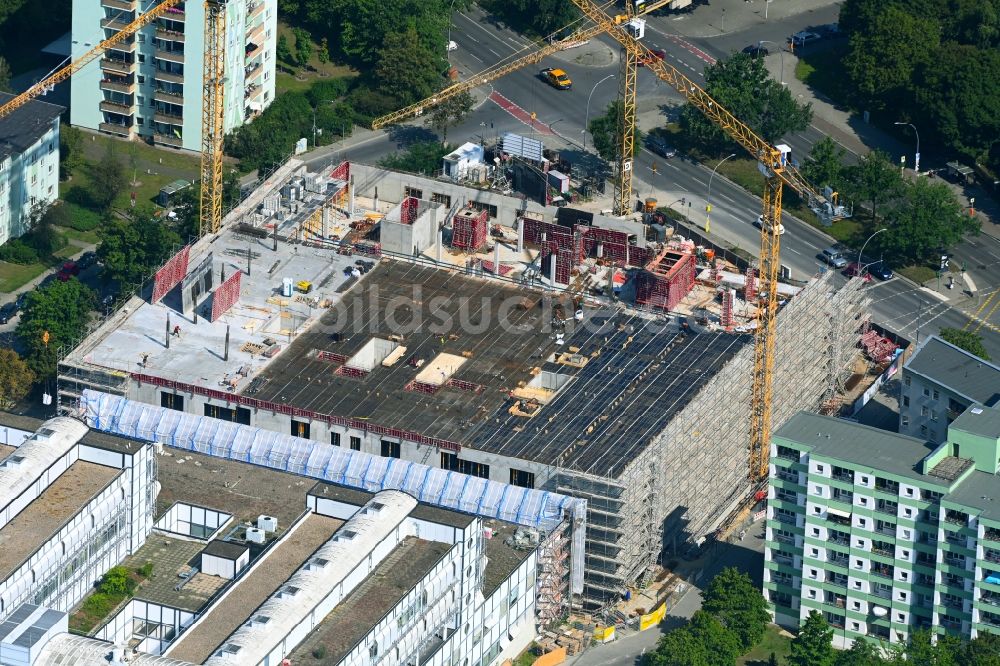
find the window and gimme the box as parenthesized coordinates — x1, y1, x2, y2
(469, 201, 498, 218)
(331, 432, 341, 446)
(510, 468, 535, 488)
(431, 192, 452, 207)
(441, 452, 489, 478)
(137, 95, 145, 106)
(931, 410, 938, 422)
(381, 440, 401, 458)
(921, 406, 928, 416)
(136, 117, 144, 126)
(369, 642, 378, 658)
(350, 436, 361, 451)
(902, 416, 910, 427)
(905, 376, 911, 387)
(291, 419, 310, 438)
(933, 390, 939, 400)
(138, 75, 145, 83)
(903, 396, 910, 407)
(204, 403, 251, 425)
(160, 391, 184, 412)
(920, 425, 928, 437)
(816, 464, 825, 473)
(403, 186, 423, 199)
(851, 622, 860, 631)
(923, 388, 930, 397)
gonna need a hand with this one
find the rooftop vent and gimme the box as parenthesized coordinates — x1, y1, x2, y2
(338, 529, 357, 541)
(279, 585, 299, 598)
(972, 407, 984, 415)
(222, 644, 241, 655)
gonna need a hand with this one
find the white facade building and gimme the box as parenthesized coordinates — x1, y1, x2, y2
(0, 93, 63, 245)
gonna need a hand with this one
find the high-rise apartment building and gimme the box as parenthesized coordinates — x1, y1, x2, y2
(898, 335, 1000, 445)
(765, 405, 1000, 648)
(69, 0, 277, 152)
(0, 93, 63, 245)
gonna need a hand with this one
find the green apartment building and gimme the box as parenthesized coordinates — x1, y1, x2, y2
(765, 404, 1000, 648)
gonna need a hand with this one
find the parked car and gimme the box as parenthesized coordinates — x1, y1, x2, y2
(868, 262, 894, 280)
(817, 23, 841, 37)
(645, 133, 677, 159)
(0, 302, 16, 325)
(821, 247, 848, 268)
(540, 67, 572, 90)
(15, 292, 26, 311)
(639, 49, 666, 66)
(78, 251, 98, 269)
(843, 262, 873, 282)
(752, 214, 785, 235)
(741, 43, 769, 58)
(790, 31, 821, 47)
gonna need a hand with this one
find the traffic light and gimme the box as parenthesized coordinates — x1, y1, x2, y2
(940, 254, 949, 270)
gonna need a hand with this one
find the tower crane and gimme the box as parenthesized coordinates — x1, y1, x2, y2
(569, 0, 838, 485)
(371, 0, 675, 216)
(0, 0, 228, 237)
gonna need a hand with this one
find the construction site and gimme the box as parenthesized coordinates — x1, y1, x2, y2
(56, 154, 879, 611)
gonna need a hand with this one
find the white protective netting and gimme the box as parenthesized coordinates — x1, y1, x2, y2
(80, 390, 586, 594)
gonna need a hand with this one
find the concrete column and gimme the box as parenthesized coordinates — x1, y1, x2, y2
(596, 242, 604, 258)
(437, 230, 443, 262)
(349, 176, 355, 217)
(549, 257, 557, 285)
(494, 242, 500, 270)
(517, 217, 524, 253)
(321, 205, 330, 239)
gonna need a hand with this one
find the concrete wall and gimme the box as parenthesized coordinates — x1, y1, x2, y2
(898, 372, 956, 445)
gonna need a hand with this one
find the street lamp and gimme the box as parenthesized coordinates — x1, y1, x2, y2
(858, 228, 888, 277)
(549, 118, 564, 135)
(894, 122, 920, 174)
(583, 74, 616, 151)
(447, 0, 459, 66)
(757, 40, 784, 85)
(311, 98, 336, 148)
(706, 153, 736, 234)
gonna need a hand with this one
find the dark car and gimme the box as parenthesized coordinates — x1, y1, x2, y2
(0, 302, 16, 325)
(741, 44, 769, 58)
(15, 293, 26, 311)
(868, 262, 893, 280)
(78, 251, 98, 269)
(843, 262, 873, 282)
(645, 134, 677, 159)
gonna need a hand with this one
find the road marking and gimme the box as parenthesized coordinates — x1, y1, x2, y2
(467, 35, 479, 43)
(488, 47, 502, 57)
(919, 287, 951, 303)
(455, 12, 521, 52)
(488, 91, 554, 134)
(691, 177, 707, 188)
(787, 247, 803, 256)
(468, 51, 484, 63)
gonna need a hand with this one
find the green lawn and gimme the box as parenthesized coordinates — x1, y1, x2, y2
(58, 226, 102, 246)
(795, 42, 852, 103)
(275, 22, 357, 96)
(0, 261, 47, 293)
(898, 264, 937, 284)
(714, 158, 823, 228)
(738, 625, 793, 666)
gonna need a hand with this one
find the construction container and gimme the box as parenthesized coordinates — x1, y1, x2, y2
(281, 278, 293, 297)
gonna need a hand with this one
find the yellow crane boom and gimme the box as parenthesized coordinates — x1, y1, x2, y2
(569, 0, 831, 483)
(0, 0, 184, 120)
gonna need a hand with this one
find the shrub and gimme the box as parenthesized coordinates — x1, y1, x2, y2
(307, 77, 352, 107)
(63, 203, 104, 231)
(82, 593, 113, 617)
(312, 645, 327, 659)
(99, 566, 135, 596)
(137, 562, 154, 578)
(0, 239, 40, 264)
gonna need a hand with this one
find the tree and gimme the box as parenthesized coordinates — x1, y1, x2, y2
(589, 100, 644, 164)
(803, 136, 847, 191)
(16, 279, 96, 378)
(834, 638, 887, 666)
(939, 328, 991, 361)
(276, 33, 293, 65)
(647, 624, 709, 666)
(646, 611, 739, 666)
(788, 611, 834, 666)
(89, 142, 126, 212)
(428, 91, 474, 145)
(904, 630, 962, 666)
(842, 150, 904, 226)
(293, 27, 313, 66)
(679, 52, 811, 154)
(379, 141, 452, 175)
(481, 0, 578, 38)
(700, 567, 770, 651)
(318, 36, 330, 64)
(0, 349, 34, 409)
(963, 631, 1000, 666)
(59, 123, 84, 181)
(99, 566, 133, 596)
(0, 55, 11, 92)
(843, 5, 940, 108)
(879, 177, 978, 265)
(373, 26, 442, 106)
(97, 213, 182, 288)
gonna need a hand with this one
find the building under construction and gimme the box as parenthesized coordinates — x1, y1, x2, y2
(57, 160, 872, 611)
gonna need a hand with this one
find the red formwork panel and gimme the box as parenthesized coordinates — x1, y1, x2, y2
(330, 161, 350, 182)
(151, 245, 191, 303)
(635, 250, 696, 311)
(627, 245, 652, 267)
(452, 207, 489, 250)
(522, 218, 567, 247)
(400, 196, 419, 225)
(210, 270, 242, 322)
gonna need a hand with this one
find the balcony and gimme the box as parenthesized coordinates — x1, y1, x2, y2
(106, 39, 136, 54)
(245, 41, 263, 60)
(872, 544, 894, 557)
(775, 533, 795, 545)
(156, 26, 185, 43)
(99, 100, 133, 114)
(102, 0, 136, 9)
(986, 528, 1000, 543)
(101, 17, 132, 31)
(163, 6, 185, 21)
(981, 593, 1000, 607)
(153, 111, 183, 126)
(155, 48, 185, 64)
(829, 534, 850, 547)
(99, 122, 132, 137)
(776, 447, 799, 462)
(248, 0, 266, 18)
(941, 597, 964, 610)
(247, 21, 265, 44)
(985, 550, 1000, 565)
(154, 70, 185, 84)
(982, 615, 1000, 629)
(245, 83, 262, 101)
(871, 565, 894, 580)
(829, 555, 849, 568)
(153, 131, 184, 148)
(871, 587, 892, 600)
(876, 502, 898, 516)
(875, 525, 896, 537)
(773, 554, 794, 566)
(244, 62, 263, 82)
(945, 512, 969, 526)
(946, 533, 967, 547)
(832, 471, 854, 484)
(154, 89, 184, 104)
(774, 513, 797, 525)
(100, 58, 134, 76)
(100, 77, 135, 94)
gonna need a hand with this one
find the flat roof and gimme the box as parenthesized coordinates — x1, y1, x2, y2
(167, 513, 343, 664)
(117, 537, 214, 614)
(0, 461, 120, 580)
(950, 404, 1000, 440)
(0, 444, 15, 464)
(309, 482, 476, 529)
(248, 262, 747, 476)
(945, 470, 1000, 522)
(202, 540, 249, 560)
(156, 445, 322, 529)
(483, 520, 534, 597)
(0, 92, 63, 162)
(906, 336, 1000, 406)
(286, 536, 452, 665)
(775, 412, 941, 484)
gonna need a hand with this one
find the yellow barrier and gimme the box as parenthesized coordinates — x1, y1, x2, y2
(639, 602, 666, 631)
(532, 647, 568, 666)
(593, 625, 616, 642)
